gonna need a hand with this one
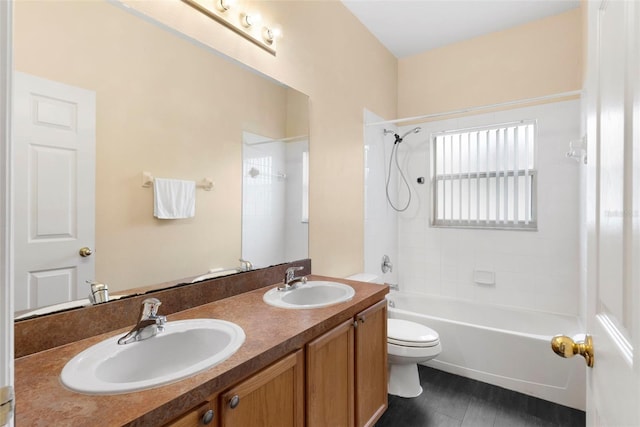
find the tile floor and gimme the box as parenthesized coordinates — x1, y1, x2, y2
(375, 366, 585, 427)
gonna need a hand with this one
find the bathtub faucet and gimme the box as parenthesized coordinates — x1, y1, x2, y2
(118, 298, 167, 345)
(279, 266, 307, 291)
(381, 255, 393, 273)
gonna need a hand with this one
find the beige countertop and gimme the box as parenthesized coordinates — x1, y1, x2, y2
(15, 275, 388, 426)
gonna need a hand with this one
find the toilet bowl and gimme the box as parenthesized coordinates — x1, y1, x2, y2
(346, 274, 442, 398)
(387, 318, 441, 397)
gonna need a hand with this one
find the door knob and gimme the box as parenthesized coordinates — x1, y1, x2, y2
(79, 247, 93, 257)
(551, 334, 594, 368)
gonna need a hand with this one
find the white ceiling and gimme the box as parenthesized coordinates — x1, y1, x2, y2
(341, 0, 580, 58)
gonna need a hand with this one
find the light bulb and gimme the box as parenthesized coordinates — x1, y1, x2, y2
(241, 12, 261, 28)
(263, 25, 282, 43)
(216, 0, 235, 12)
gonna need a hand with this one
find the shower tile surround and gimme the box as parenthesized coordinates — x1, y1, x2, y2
(366, 100, 581, 315)
(14, 260, 311, 358)
(364, 109, 400, 286)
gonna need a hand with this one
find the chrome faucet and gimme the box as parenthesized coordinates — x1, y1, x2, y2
(278, 266, 307, 291)
(87, 280, 109, 304)
(239, 258, 253, 272)
(118, 298, 167, 345)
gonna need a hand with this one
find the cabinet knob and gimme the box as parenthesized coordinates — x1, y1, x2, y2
(202, 409, 214, 425)
(229, 395, 240, 409)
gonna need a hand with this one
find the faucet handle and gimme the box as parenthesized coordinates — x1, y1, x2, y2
(140, 298, 162, 319)
(285, 266, 304, 280)
(239, 258, 253, 271)
(381, 255, 393, 274)
(86, 280, 109, 304)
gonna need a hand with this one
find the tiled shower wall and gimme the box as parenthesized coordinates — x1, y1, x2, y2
(242, 132, 308, 268)
(366, 100, 582, 315)
(363, 109, 399, 285)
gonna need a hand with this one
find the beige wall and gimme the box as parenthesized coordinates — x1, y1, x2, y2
(398, 8, 583, 118)
(125, 0, 398, 278)
(14, 1, 295, 291)
(286, 88, 309, 138)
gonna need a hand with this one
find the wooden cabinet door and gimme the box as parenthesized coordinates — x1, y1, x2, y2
(165, 399, 218, 427)
(354, 299, 388, 427)
(219, 350, 304, 427)
(306, 319, 355, 427)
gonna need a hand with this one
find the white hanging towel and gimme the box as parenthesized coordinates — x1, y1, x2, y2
(153, 178, 196, 219)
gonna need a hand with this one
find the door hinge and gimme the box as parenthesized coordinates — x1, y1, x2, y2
(0, 386, 14, 426)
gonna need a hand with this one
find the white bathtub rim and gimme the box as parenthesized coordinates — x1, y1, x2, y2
(389, 306, 560, 341)
(386, 290, 584, 334)
(387, 289, 581, 320)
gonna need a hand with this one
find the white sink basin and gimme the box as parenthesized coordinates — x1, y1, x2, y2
(263, 281, 355, 309)
(61, 318, 245, 395)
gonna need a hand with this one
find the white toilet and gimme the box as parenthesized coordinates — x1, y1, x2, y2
(346, 274, 442, 398)
(387, 318, 441, 397)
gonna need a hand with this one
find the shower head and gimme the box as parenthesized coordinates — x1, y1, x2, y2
(394, 126, 422, 144)
(399, 127, 422, 140)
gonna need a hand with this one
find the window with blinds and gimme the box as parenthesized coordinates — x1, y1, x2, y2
(431, 121, 537, 230)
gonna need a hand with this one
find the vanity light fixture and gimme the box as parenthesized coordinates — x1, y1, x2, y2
(183, 0, 280, 55)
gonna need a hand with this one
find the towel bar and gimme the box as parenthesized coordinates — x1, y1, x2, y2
(142, 171, 214, 191)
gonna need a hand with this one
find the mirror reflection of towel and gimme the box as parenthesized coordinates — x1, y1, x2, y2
(153, 178, 196, 219)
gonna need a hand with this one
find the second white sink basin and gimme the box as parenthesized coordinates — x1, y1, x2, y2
(61, 318, 245, 395)
(263, 281, 355, 309)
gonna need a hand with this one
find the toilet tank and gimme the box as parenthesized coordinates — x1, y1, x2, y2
(346, 273, 383, 284)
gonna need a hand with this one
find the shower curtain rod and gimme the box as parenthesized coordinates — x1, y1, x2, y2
(365, 90, 583, 127)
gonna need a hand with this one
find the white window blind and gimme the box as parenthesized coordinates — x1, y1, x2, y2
(432, 121, 537, 230)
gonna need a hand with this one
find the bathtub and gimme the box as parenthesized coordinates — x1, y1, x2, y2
(386, 291, 586, 410)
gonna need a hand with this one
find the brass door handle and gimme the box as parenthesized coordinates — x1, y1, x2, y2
(551, 334, 594, 368)
(79, 247, 93, 257)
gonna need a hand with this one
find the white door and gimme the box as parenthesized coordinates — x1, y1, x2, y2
(12, 72, 96, 312)
(584, 0, 640, 425)
(1, 2, 13, 425)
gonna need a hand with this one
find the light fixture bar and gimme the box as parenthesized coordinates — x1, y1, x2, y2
(182, 0, 276, 55)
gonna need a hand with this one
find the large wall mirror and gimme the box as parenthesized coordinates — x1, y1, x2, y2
(242, 132, 309, 269)
(12, 0, 309, 316)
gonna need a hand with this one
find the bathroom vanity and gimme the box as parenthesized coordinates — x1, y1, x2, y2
(14, 267, 388, 426)
(167, 299, 386, 427)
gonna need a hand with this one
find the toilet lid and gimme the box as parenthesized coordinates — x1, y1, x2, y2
(387, 318, 439, 347)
